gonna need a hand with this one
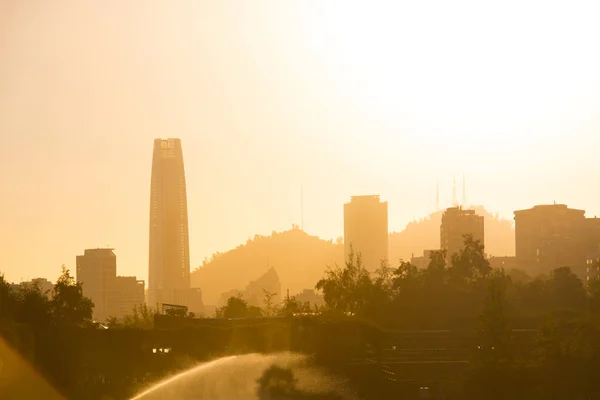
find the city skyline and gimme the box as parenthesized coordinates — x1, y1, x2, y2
(2, 2, 600, 284)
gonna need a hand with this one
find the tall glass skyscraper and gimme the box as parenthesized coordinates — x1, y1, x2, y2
(148, 138, 191, 308)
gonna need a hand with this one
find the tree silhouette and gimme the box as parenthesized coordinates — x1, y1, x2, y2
(316, 249, 371, 316)
(50, 266, 93, 326)
(450, 234, 491, 283)
(14, 281, 52, 330)
(279, 296, 310, 316)
(0, 274, 15, 320)
(263, 289, 278, 316)
(478, 270, 512, 363)
(216, 295, 263, 318)
(546, 266, 587, 311)
(119, 304, 155, 329)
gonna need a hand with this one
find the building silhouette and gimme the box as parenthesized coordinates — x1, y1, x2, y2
(76, 248, 145, 321)
(440, 206, 484, 261)
(411, 249, 437, 269)
(488, 256, 518, 270)
(148, 138, 203, 313)
(218, 267, 281, 309)
(112, 276, 145, 319)
(514, 204, 600, 278)
(8, 278, 54, 300)
(343, 195, 389, 272)
(76, 248, 117, 321)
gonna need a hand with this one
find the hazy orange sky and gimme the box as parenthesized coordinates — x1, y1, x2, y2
(1, 1, 600, 284)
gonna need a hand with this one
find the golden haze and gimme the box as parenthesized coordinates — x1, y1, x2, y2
(1, 1, 600, 284)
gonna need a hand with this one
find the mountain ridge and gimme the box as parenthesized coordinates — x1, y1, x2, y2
(191, 208, 515, 304)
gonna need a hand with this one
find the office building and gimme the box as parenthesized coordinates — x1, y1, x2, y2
(488, 256, 518, 270)
(111, 277, 145, 319)
(343, 195, 389, 272)
(294, 289, 325, 308)
(76, 248, 146, 321)
(514, 204, 600, 278)
(440, 206, 484, 261)
(76, 248, 117, 321)
(411, 250, 438, 269)
(148, 138, 191, 308)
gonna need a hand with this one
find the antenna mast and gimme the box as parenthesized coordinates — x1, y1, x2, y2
(436, 181, 440, 211)
(301, 184, 304, 231)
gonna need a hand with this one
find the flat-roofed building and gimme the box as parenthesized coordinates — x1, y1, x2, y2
(343, 195, 389, 272)
(514, 204, 587, 277)
(441, 207, 484, 262)
(111, 277, 145, 319)
(76, 248, 117, 321)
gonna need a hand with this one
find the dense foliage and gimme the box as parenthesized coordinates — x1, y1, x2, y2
(0, 266, 93, 329)
(314, 234, 600, 399)
(3, 236, 600, 399)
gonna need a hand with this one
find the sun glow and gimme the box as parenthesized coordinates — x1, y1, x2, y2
(302, 0, 600, 170)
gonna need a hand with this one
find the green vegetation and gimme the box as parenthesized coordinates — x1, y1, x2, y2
(192, 211, 514, 306)
(3, 236, 600, 399)
(216, 292, 313, 318)
(0, 266, 93, 330)
(312, 234, 600, 398)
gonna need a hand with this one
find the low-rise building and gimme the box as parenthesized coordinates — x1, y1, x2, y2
(111, 277, 145, 319)
(411, 250, 438, 269)
(488, 256, 518, 270)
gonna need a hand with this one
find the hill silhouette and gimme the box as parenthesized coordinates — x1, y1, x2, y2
(191, 226, 344, 305)
(192, 208, 514, 305)
(389, 206, 515, 262)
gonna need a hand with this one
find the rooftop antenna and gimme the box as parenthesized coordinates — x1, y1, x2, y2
(435, 181, 440, 211)
(462, 173, 466, 208)
(301, 184, 304, 231)
(452, 174, 457, 206)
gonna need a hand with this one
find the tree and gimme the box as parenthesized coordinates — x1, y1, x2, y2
(279, 296, 310, 317)
(588, 275, 600, 315)
(463, 271, 518, 400)
(546, 267, 587, 311)
(216, 296, 263, 318)
(262, 289, 278, 316)
(478, 270, 512, 363)
(121, 304, 155, 329)
(0, 273, 15, 320)
(50, 266, 94, 327)
(315, 249, 372, 316)
(14, 281, 52, 329)
(420, 250, 450, 327)
(450, 234, 491, 283)
(364, 259, 395, 324)
(391, 261, 423, 326)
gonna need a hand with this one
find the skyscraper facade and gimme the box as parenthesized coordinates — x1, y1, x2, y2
(514, 204, 594, 277)
(76, 248, 146, 321)
(440, 206, 485, 261)
(343, 195, 389, 272)
(76, 248, 117, 321)
(148, 138, 191, 308)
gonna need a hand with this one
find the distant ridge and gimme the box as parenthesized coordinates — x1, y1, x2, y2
(389, 206, 515, 262)
(192, 208, 515, 304)
(191, 227, 344, 305)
